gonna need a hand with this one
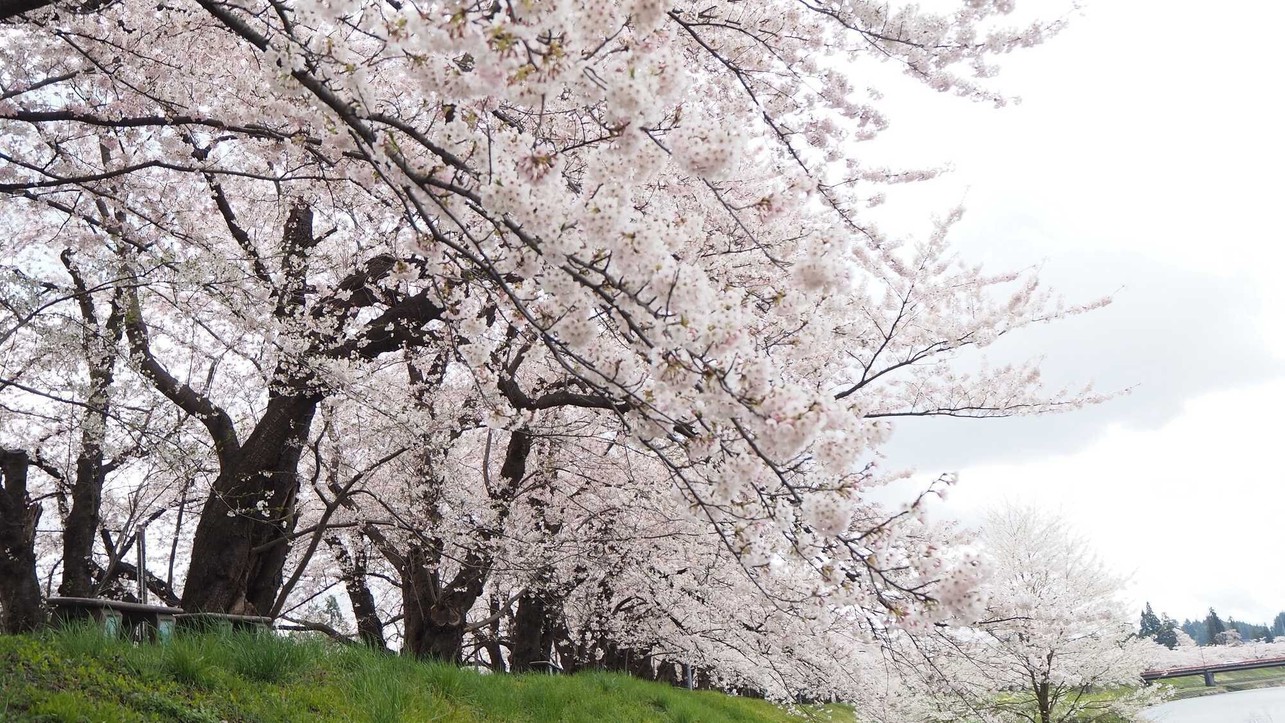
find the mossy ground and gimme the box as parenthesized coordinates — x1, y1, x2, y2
(0, 626, 852, 722)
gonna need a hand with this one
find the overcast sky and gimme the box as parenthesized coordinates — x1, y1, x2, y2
(869, 0, 1285, 625)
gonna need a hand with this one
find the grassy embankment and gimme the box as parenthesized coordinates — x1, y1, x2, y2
(1157, 666, 1285, 700)
(0, 625, 854, 722)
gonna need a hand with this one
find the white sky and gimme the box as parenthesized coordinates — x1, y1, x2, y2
(870, 0, 1285, 626)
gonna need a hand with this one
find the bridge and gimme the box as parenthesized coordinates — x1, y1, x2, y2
(1142, 655, 1285, 687)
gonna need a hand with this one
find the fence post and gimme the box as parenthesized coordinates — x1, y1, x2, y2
(135, 524, 148, 605)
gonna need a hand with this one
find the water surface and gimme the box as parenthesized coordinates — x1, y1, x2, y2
(1142, 687, 1285, 722)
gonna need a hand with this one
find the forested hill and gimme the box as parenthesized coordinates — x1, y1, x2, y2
(0, 629, 847, 723)
(1178, 610, 1285, 646)
(1141, 602, 1285, 646)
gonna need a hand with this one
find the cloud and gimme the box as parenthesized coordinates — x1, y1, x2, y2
(879, 248, 1284, 471)
(909, 379, 1285, 624)
(857, 0, 1285, 473)
(851, 0, 1285, 627)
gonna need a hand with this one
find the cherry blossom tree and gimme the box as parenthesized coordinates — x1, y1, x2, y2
(0, 0, 1114, 699)
(885, 506, 1160, 723)
(1146, 636, 1285, 670)
(0, 238, 198, 613)
(3, 250, 143, 600)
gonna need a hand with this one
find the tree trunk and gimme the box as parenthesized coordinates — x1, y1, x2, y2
(656, 660, 684, 687)
(0, 449, 45, 633)
(484, 593, 507, 672)
(327, 534, 386, 649)
(1037, 679, 1052, 723)
(509, 453, 571, 675)
(510, 591, 561, 673)
(402, 545, 485, 661)
(244, 397, 313, 614)
(400, 429, 532, 661)
(598, 640, 653, 678)
(131, 204, 444, 617)
(181, 392, 318, 614)
(553, 625, 583, 675)
(57, 257, 124, 598)
(59, 447, 104, 598)
(350, 577, 386, 650)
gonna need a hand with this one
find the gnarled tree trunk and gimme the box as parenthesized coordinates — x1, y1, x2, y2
(0, 449, 45, 633)
(402, 544, 487, 662)
(181, 392, 318, 614)
(120, 203, 445, 616)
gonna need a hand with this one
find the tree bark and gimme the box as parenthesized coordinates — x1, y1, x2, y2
(553, 624, 583, 675)
(507, 455, 570, 674)
(656, 660, 684, 687)
(484, 592, 507, 672)
(181, 392, 319, 614)
(327, 533, 386, 649)
(692, 666, 713, 691)
(59, 441, 105, 598)
(402, 544, 485, 662)
(598, 641, 654, 678)
(0, 449, 46, 633)
(0, 0, 56, 22)
(510, 591, 562, 673)
(142, 204, 444, 615)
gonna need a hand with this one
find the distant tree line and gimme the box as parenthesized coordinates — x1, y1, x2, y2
(1140, 603, 1285, 647)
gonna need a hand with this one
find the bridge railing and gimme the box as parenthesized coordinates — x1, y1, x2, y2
(1141, 655, 1285, 687)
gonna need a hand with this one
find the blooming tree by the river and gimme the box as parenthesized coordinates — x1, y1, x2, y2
(878, 506, 1160, 723)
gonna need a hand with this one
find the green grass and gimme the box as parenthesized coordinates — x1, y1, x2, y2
(1158, 666, 1285, 700)
(0, 626, 849, 722)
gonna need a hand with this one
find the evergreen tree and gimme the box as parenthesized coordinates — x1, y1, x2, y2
(1139, 603, 1162, 638)
(1274, 612, 1285, 637)
(1267, 628, 1276, 644)
(1205, 608, 1227, 645)
(1155, 615, 1179, 650)
(1181, 619, 1206, 645)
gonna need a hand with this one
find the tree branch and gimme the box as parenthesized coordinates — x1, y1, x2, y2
(122, 286, 240, 463)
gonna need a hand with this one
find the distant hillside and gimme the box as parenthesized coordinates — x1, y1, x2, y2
(0, 628, 850, 722)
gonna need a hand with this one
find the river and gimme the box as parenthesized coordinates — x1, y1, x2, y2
(1142, 687, 1285, 722)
